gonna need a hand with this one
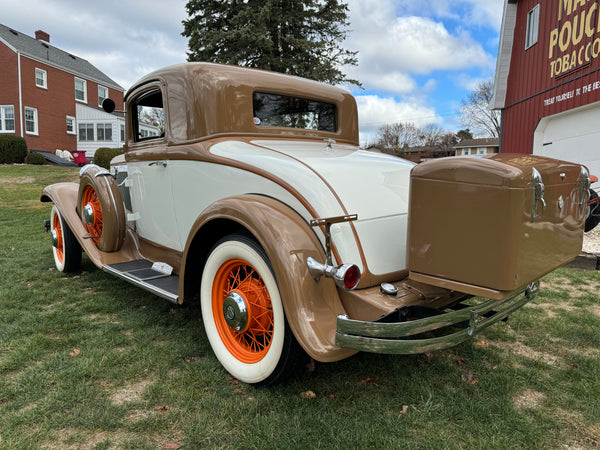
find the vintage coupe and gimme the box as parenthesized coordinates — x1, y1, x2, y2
(42, 63, 590, 385)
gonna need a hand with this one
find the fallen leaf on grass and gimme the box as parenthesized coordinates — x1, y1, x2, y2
(456, 356, 467, 366)
(360, 376, 380, 386)
(461, 370, 478, 384)
(153, 406, 169, 413)
(184, 356, 201, 363)
(326, 393, 335, 399)
(568, 364, 578, 370)
(400, 405, 409, 414)
(233, 388, 246, 395)
(474, 340, 489, 348)
(69, 348, 80, 357)
(300, 390, 317, 399)
(423, 352, 434, 362)
(165, 444, 180, 449)
(230, 377, 239, 385)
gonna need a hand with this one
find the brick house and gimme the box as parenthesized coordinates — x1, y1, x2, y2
(492, 0, 600, 176)
(0, 24, 125, 159)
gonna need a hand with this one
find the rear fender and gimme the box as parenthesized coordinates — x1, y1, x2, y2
(181, 194, 357, 363)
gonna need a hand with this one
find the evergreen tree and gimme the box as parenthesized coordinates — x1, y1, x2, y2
(182, 0, 360, 86)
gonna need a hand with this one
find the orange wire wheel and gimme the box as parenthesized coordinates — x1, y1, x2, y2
(81, 185, 103, 244)
(212, 258, 274, 363)
(50, 206, 82, 273)
(52, 210, 64, 264)
(201, 234, 301, 386)
(77, 165, 125, 252)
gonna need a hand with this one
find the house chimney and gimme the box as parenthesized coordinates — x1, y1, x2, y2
(35, 30, 50, 43)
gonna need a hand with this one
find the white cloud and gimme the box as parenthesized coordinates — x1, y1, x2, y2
(381, 0, 504, 31)
(355, 94, 442, 146)
(345, 0, 494, 94)
(0, 0, 189, 89)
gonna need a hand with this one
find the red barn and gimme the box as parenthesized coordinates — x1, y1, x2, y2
(0, 24, 125, 159)
(492, 0, 600, 177)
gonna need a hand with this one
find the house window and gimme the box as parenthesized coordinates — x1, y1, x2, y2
(24, 107, 38, 135)
(78, 123, 94, 141)
(75, 77, 87, 102)
(98, 85, 108, 107)
(0, 105, 15, 133)
(97, 123, 112, 141)
(35, 68, 47, 89)
(66, 116, 76, 135)
(120, 124, 125, 142)
(477, 148, 487, 155)
(525, 4, 540, 49)
(463, 148, 471, 156)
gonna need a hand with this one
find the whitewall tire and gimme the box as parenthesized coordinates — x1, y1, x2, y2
(50, 206, 82, 273)
(200, 234, 301, 385)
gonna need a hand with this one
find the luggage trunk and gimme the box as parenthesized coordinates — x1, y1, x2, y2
(407, 154, 589, 297)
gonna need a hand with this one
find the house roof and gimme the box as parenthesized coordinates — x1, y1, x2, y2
(0, 24, 123, 91)
(453, 138, 500, 149)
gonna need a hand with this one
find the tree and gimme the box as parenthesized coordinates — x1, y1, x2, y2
(182, 0, 360, 86)
(456, 128, 473, 142)
(372, 122, 422, 154)
(459, 80, 501, 138)
(370, 122, 459, 158)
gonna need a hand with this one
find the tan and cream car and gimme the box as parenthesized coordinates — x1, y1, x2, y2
(42, 63, 590, 385)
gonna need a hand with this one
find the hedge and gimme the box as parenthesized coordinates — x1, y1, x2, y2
(27, 152, 46, 165)
(0, 135, 27, 164)
(93, 147, 123, 169)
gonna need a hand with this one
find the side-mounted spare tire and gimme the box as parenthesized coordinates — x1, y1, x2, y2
(78, 164, 126, 252)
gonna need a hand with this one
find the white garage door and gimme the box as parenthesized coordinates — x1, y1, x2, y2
(533, 101, 600, 177)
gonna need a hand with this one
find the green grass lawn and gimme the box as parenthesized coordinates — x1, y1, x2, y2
(1, 164, 599, 449)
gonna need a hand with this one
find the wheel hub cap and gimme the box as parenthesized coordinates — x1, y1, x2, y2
(83, 203, 95, 226)
(51, 229, 59, 248)
(223, 291, 249, 332)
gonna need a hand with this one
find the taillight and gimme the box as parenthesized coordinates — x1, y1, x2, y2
(306, 257, 361, 290)
(343, 265, 360, 290)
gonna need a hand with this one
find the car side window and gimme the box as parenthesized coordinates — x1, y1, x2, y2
(132, 88, 165, 142)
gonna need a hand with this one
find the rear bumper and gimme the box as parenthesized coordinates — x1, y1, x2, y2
(335, 281, 540, 354)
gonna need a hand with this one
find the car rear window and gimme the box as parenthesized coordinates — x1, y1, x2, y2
(252, 92, 337, 132)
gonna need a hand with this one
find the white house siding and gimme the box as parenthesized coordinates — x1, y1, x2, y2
(75, 103, 125, 158)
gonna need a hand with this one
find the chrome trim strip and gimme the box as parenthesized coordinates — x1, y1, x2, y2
(335, 281, 539, 355)
(102, 264, 178, 303)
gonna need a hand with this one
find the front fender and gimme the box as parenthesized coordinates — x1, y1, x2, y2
(41, 183, 141, 268)
(181, 194, 357, 363)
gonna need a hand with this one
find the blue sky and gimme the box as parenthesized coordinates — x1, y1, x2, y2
(0, 0, 504, 145)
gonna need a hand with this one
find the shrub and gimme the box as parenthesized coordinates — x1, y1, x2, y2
(93, 147, 123, 169)
(27, 152, 46, 165)
(0, 135, 28, 164)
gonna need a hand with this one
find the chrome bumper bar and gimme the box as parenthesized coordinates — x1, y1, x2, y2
(335, 281, 540, 355)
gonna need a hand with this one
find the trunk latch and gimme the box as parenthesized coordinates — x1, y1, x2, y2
(532, 167, 546, 221)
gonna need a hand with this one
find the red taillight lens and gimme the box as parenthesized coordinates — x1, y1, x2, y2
(344, 265, 360, 290)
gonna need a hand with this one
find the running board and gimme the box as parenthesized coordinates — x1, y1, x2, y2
(102, 259, 179, 303)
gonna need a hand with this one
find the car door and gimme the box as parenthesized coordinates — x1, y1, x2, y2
(125, 84, 182, 251)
